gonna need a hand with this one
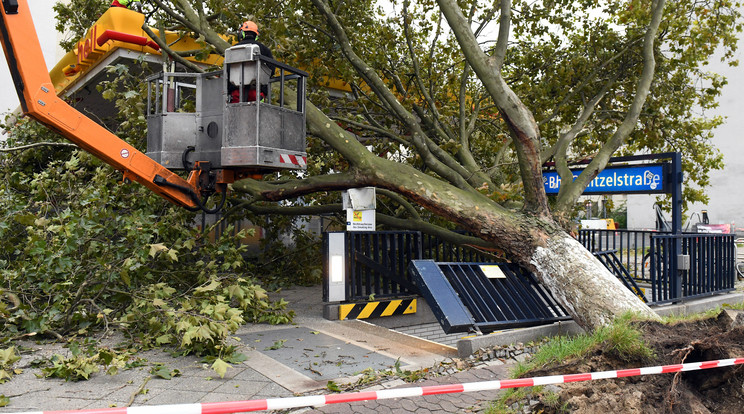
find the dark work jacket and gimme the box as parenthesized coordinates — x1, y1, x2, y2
(236, 36, 274, 62)
(230, 36, 275, 101)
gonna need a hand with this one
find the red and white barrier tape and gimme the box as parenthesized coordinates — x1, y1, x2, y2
(10, 357, 743, 414)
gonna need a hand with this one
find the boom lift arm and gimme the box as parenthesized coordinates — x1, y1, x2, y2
(0, 0, 202, 209)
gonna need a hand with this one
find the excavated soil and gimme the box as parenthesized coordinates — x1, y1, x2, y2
(528, 311, 744, 413)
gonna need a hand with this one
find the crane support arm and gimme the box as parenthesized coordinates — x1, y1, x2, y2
(0, 0, 198, 209)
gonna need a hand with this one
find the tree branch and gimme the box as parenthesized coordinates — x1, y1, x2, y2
(232, 170, 371, 201)
(310, 0, 477, 193)
(332, 117, 409, 145)
(553, 0, 667, 214)
(141, 24, 205, 73)
(549, 76, 617, 200)
(376, 188, 421, 220)
(0, 142, 78, 153)
(437, 0, 549, 216)
(376, 213, 498, 251)
(152, 0, 231, 53)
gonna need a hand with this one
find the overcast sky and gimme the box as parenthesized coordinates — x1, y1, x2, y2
(0, 1, 59, 115)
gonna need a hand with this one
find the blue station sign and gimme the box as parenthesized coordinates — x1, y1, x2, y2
(543, 164, 668, 195)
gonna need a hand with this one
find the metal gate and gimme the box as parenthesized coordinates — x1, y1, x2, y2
(323, 231, 498, 302)
(409, 261, 571, 334)
(323, 231, 421, 302)
(581, 229, 736, 304)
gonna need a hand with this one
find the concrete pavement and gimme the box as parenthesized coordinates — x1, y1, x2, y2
(2, 285, 740, 413)
(0, 285, 513, 413)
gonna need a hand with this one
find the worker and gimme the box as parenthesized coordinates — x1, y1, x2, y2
(236, 21, 273, 59)
(229, 21, 274, 102)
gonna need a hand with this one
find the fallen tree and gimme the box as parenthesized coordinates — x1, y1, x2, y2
(44, 0, 742, 330)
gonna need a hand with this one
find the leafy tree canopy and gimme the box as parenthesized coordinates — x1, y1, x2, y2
(2, 0, 741, 338)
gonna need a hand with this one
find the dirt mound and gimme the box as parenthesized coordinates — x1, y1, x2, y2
(530, 311, 744, 413)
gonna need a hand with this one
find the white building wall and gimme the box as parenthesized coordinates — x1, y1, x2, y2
(0, 1, 62, 116)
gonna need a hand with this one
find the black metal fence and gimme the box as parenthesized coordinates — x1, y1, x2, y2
(577, 229, 660, 282)
(325, 231, 497, 302)
(579, 229, 736, 304)
(328, 229, 736, 304)
(648, 233, 736, 304)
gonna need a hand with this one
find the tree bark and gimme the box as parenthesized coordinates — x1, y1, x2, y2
(236, 108, 661, 328)
(161, 0, 665, 331)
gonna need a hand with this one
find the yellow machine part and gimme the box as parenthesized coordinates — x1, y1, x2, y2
(49, 7, 225, 95)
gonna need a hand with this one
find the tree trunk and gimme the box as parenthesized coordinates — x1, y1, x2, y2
(528, 231, 659, 328)
(238, 135, 661, 330)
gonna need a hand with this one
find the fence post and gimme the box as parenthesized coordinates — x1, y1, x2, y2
(671, 153, 684, 300)
(324, 232, 347, 302)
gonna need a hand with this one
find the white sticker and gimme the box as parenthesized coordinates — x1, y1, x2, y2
(121, 149, 130, 158)
(480, 265, 506, 279)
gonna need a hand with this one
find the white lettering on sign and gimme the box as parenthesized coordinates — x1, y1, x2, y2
(544, 165, 664, 194)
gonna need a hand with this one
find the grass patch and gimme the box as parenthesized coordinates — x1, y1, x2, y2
(513, 313, 654, 378)
(490, 313, 654, 412)
(662, 302, 744, 324)
(482, 387, 538, 414)
(482, 386, 570, 414)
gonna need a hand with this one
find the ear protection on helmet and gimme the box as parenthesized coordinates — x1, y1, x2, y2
(239, 21, 259, 40)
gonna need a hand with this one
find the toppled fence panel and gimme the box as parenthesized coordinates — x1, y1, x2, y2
(409, 260, 571, 334)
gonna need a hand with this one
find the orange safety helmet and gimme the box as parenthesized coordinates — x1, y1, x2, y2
(239, 21, 259, 39)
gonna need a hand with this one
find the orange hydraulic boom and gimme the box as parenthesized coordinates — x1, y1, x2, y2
(0, 0, 200, 209)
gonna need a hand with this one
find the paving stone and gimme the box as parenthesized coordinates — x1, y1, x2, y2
(196, 391, 244, 404)
(210, 378, 272, 396)
(233, 365, 272, 381)
(151, 376, 223, 393)
(320, 404, 371, 414)
(85, 385, 142, 407)
(253, 381, 293, 397)
(381, 379, 406, 388)
(398, 398, 420, 411)
(390, 406, 414, 414)
(140, 389, 208, 405)
(438, 399, 460, 412)
(372, 404, 393, 413)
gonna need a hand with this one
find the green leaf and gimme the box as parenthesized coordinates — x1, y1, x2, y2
(0, 370, 11, 383)
(327, 381, 341, 392)
(195, 279, 220, 293)
(264, 340, 286, 351)
(0, 395, 9, 407)
(223, 352, 248, 364)
(155, 334, 172, 345)
(148, 243, 168, 258)
(211, 358, 230, 379)
(166, 249, 178, 262)
(13, 214, 36, 226)
(149, 364, 179, 380)
(101, 89, 115, 100)
(0, 347, 20, 366)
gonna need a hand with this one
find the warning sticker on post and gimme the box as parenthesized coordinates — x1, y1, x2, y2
(480, 265, 506, 279)
(346, 209, 375, 231)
